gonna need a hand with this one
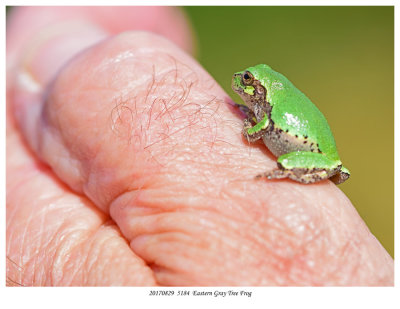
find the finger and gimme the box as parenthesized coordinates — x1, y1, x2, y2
(6, 7, 191, 286)
(6, 111, 157, 286)
(7, 6, 193, 77)
(7, 6, 195, 164)
(12, 29, 394, 286)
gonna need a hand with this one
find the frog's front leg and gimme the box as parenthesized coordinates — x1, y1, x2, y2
(243, 113, 269, 143)
(257, 151, 342, 184)
(236, 103, 252, 118)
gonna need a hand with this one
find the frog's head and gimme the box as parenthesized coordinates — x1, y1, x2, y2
(232, 70, 254, 92)
(231, 66, 267, 112)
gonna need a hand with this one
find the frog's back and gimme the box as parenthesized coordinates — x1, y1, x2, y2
(248, 64, 340, 160)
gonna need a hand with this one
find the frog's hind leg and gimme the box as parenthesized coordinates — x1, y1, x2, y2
(256, 151, 341, 184)
(256, 166, 332, 184)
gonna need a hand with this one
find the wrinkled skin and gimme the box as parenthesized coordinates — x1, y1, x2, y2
(6, 7, 393, 286)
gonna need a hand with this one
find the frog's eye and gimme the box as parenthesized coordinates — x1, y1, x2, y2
(242, 71, 254, 85)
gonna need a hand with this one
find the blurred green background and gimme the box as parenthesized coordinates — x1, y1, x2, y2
(184, 6, 394, 257)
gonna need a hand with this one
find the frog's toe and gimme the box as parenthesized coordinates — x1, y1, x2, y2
(329, 166, 350, 184)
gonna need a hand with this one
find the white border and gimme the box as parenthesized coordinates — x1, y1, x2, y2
(2, 2, 398, 309)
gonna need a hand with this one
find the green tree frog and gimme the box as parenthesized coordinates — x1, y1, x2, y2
(232, 64, 350, 184)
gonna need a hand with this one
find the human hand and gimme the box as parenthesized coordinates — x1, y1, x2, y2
(6, 6, 393, 286)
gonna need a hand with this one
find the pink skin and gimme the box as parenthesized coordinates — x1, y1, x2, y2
(6, 7, 393, 286)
